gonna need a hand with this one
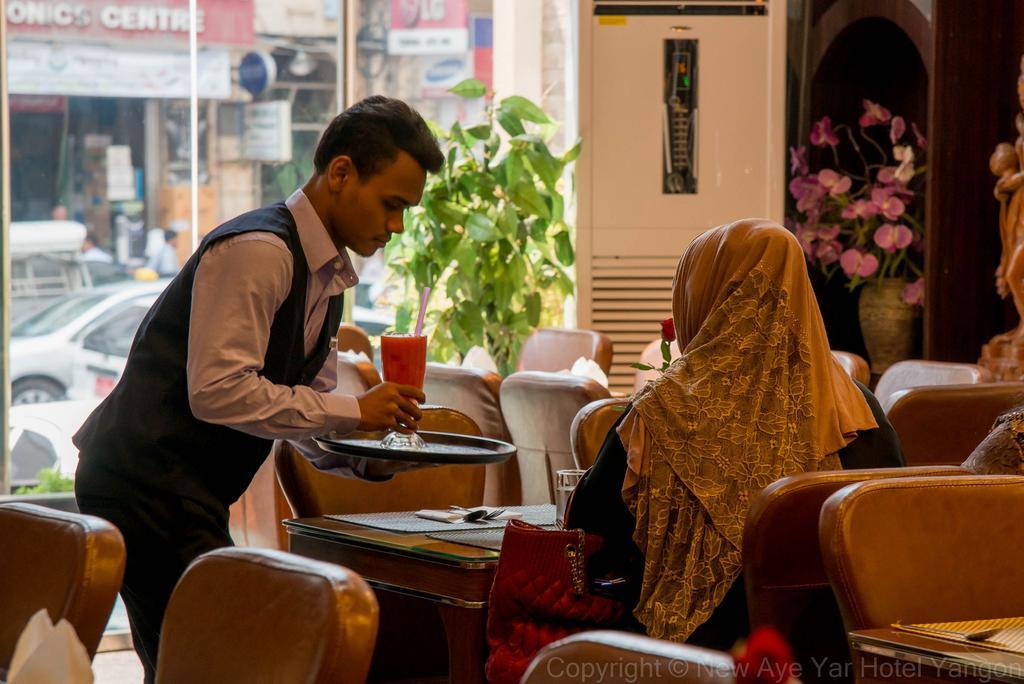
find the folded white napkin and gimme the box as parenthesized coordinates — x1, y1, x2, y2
(338, 350, 373, 365)
(8, 609, 93, 684)
(461, 346, 499, 374)
(557, 356, 609, 388)
(415, 506, 523, 523)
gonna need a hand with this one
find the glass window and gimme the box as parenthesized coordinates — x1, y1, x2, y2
(11, 293, 108, 337)
(81, 306, 149, 357)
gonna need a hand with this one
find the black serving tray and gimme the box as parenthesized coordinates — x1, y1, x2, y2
(313, 430, 516, 464)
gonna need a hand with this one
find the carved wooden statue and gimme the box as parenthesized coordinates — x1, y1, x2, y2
(980, 55, 1024, 379)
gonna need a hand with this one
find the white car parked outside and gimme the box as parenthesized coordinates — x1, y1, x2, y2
(10, 281, 168, 404)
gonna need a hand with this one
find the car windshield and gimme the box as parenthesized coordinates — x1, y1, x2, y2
(11, 292, 109, 337)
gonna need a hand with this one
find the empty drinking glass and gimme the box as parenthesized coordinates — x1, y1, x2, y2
(555, 469, 587, 526)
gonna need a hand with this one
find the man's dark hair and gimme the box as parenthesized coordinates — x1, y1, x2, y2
(164, 229, 178, 243)
(84, 231, 100, 246)
(313, 96, 444, 178)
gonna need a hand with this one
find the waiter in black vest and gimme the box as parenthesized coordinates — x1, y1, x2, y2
(73, 96, 445, 681)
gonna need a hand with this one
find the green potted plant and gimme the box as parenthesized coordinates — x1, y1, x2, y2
(385, 79, 580, 375)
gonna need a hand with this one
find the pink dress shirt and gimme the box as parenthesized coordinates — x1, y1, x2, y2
(186, 189, 363, 444)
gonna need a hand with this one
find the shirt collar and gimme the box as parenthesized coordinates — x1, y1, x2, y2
(285, 189, 358, 286)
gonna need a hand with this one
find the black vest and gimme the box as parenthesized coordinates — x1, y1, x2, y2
(73, 203, 344, 515)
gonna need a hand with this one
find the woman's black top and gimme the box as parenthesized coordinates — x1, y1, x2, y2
(565, 379, 903, 649)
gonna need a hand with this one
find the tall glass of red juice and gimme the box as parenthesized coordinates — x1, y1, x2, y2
(381, 333, 427, 388)
(379, 333, 427, 449)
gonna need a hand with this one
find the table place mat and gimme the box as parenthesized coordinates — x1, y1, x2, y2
(326, 504, 556, 533)
(426, 524, 560, 552)
(894, 617, 1024, 654)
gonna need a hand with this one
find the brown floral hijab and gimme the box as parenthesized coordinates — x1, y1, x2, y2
(624, 218, 877, 641)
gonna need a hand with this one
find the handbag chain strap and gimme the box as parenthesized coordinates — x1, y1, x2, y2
(563, 528, 587, 595)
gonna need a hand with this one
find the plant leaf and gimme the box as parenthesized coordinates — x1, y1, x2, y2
(466, 212, 502, 242)
(525, 292, 541, 326)
(562, 139, 582, 163)
(497, 110, 526, 137)
(450, 78, 486, 98)
(466, 124, 492, 140)
(554, 230, 575, 266)
(500, 95, 551, 124)
(510, 182, 551, 220)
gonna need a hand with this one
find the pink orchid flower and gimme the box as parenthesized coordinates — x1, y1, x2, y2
(817, 169, 852, 197)
(889, 116, 906, 144)
(877, 167, 898, 184)
(789, 145, 809, 175)
(873, 223, 914, 253)
(871, 187, 906, 221)
(911, 122, 927, 149)
(859, 100, 892, 127)
(841, 199, 879, 220)
(790, 175, 826, 213)
(816, 224, 840, 241)
(816, 240, 843, 265)
(810, 116, 840, 147)
(894, 145, 915, 183)
(902, 277, 924, 306)
(840, 249, 879, 278)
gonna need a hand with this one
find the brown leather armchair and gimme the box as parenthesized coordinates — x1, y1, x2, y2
(501, 371, 611, 504)
(423, 362, 518, 506)
(874, 360, 992, 413)
(518, 327, 614, 375)
(522, 630, 734, 683)
(743, 466, 967, 683)
(571, 397, 629, 469)
(336, 322, 374, 361)
(275, 406, 486, 516)
(886, 382, 1024, 466)
(0, 503, 125, 665)
(830, 351, 870, 385)
(820, 475, 1024, 638)
(156, 547, 377, 684)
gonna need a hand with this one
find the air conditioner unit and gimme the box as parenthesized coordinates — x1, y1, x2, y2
(576, 0, 786, 391)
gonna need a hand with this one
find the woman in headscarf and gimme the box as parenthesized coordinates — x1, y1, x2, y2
(567, 219, 903, 647)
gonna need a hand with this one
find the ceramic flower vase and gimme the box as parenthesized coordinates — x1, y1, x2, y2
(857, 279, 919, 375)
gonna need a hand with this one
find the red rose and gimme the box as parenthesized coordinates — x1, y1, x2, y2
(660, 318, 676, 343)
(734, 627, 797, 684)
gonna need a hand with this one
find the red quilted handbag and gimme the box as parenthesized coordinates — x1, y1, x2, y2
(484, 520, 627, 684)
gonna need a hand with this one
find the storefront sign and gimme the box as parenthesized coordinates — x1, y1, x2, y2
(239, 51, 277, 96)
(9, 95, 67, 112)
(5, 0, 254, 46)
(388, 0, 468, 55)
(420, 55, 469, 95)
(7, 40, 231, 99)
(243, 101, 292, 162)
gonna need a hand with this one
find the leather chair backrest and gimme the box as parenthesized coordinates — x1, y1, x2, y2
(886, 382, 1024, 466)
(522, 630, 733, 684)
(830, 351, 870, 385)
(0, 503, 125, 665)
(633, 338, 681, 392)
(336, 354, 382, 396)
(423, 362, 518, 506)
(875, 360, 992, 413)
(743, 466, 968, 682)
(820, 475, 1024, 633)
(336, 323, 374, 361)
(276, 407, 486, 517)
(156, 547, 377, 684)
(571, 397, 629, 469)
(517, 327, 613, 375)
(501, 371, 611, 504)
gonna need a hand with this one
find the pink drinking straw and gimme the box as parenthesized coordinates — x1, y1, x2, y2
(413, 286, 431, 337)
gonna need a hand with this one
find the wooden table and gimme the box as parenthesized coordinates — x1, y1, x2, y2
(284, 517, 499, 684)
(850, 628, 1024, 683)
